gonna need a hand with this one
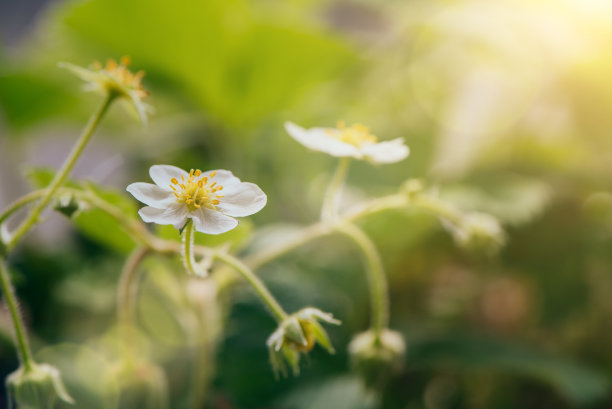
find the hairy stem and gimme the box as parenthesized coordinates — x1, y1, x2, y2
(336, 222, 389, 338)
(117, 246, 150, 326)
(321, 157, 351, 222)
(182, 220, 200, 276)
(215, 252, 288, 323)
(0, 259, 35, 370)
(7, 94, 116, 251)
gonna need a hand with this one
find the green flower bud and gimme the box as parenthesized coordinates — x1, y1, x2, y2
(402, 179, 425, 200)
(7, 363, 74, 409)
(53, 193, 83, 219)
(267, 307, 340, 377)
(349, 329, 405, 388)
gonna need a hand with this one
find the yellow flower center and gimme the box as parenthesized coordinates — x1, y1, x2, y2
(92, 56, 149, 99)
(169, 169, 224, 212)
(328, 120, 378, 147)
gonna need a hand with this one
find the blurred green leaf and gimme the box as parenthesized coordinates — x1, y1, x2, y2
(25, 167, 79, 190)
(72, 209, 136, 254)
(0, 70, 79, 130)
(56, 0, 355, 126)
(408, 333, 610, 405)
(441, 176, 552, 226)
(279, 376, 377, 409)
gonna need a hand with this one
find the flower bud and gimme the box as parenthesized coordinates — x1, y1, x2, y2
(267, 307, 340, 377)
(7, 363, 74, 409)
(53, 193, 83, 219)
(402, 179, 425, 200)
(446, 212, 505, 255)
(349, 329, 405, 388)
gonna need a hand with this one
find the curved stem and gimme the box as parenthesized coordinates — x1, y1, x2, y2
(6, 94, 116, 251)
(0, 259, 35, 370)
(245, 223, 332, 270)
(0, 189, 52, 226)
(335, 222, 389, 339)
(215, 251, 288, 323)
(182, 220, 200, 276)
(414, 195, 463, 226)
(321, 157, 351, 222)
(117, 246, 150, 326)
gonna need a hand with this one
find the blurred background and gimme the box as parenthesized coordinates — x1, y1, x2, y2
(1, 0, 612, 408)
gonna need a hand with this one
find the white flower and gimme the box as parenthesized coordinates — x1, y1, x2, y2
(285, 120, 409, 164)
(126, 165, 267, 235)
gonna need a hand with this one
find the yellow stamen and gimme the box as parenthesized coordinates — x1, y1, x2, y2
(171, 168, 225, 211)
(210, 171, 217, 178)
(328, 120, 378, 147)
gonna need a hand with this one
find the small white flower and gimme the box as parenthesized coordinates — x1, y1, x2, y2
(285, 120, 409, 164)
(127, 165, 267, 235)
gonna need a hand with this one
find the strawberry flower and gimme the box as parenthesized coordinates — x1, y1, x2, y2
(127, 165, 267, 235)
(59, 57, 150, 124)
(285, 121, 409, 164)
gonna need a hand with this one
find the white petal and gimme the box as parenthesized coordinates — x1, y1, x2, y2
(285, 121, 361, 158)
(128, 90, 149, 125)
(361, 138, 410, 164)
(138, 204, 188, 226)
(58, 62, 100, 83)
(190, 208, 238, 235)
(126, 182, 175, 208)
(216, 182, 267, 217)
(149, 165, 189, 188)
(200, 169, 241, 190)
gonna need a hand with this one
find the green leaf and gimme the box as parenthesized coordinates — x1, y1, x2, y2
(279, 376, 378, 409)
(407, 333, 609, 405)
(73, 209, 136, 254)
(0, 70, 80, 130)
(440, 176, 552, 226)
(73, 182, 139, 254)
(48, 0, 355, 126)
(24, 167, 80, 190)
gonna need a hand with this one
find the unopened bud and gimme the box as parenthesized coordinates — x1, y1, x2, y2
(402, 179, 425, 200)
(7, 363, 74, 409)
(267, 307, 340, 377)
(349, 329, 405, 388)
(53, 193, 82, 219)
(449, 212, 505, 255)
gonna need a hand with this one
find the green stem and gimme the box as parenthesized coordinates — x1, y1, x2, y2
(414, 195, 463, 226)
(245, 223, 332, 270)
(0, 259, 35, 370)
(215, 251, 288, 323)
(321, 157, 351, 222)
(336, 223, 389, 338)
(117, 246, 150, 326)
(182, 220, 200, 276)
(7, 94, 116, 251)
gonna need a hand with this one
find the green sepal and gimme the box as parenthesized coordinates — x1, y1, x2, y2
(53, 193, 81, 219)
